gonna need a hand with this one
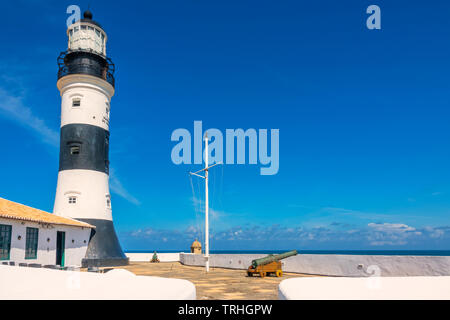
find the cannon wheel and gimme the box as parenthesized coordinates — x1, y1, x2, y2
(247, 271, 253, 277)
(276, 270, 283, 277)
(260, 271, 266, 278)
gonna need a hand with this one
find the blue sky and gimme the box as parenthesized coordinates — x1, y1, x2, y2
(0, 0, 449, 251)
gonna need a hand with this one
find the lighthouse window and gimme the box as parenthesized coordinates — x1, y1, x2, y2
(74, 26, 79, 32)
(72, 98, 81, 107)
(68, 197, 77, 204)
(69, 29, 73, 37)
(25, 227, 39, 260)
(106, 195, 111, 209)
(95, 29, 101, 37)
(70, 146, 80, 155)
(88, 26, 94, 31)
(81, 25, 87, 30)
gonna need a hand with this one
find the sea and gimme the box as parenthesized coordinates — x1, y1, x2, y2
(125, 250, 450, 256)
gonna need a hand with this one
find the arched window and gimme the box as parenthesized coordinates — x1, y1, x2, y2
(70, 145, 80, 155)
(68, 141, 82, 155)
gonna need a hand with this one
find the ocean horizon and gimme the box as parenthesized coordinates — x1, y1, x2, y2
(125, 249, 450, 256)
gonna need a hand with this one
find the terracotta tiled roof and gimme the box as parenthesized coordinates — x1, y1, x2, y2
(0, 197, 94, 229)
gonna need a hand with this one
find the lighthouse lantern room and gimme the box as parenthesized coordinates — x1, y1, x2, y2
(53, 10, 128, 267)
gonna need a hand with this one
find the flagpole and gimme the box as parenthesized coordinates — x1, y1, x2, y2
(188, 132, 222, 273)
(204, 133, 209, 272)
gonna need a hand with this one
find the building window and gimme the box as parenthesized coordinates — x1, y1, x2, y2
(68, 196, 77, 204)
(25, 227, 39, 260)
(0, 224, 12, 260)
(72, 98, 81, 107)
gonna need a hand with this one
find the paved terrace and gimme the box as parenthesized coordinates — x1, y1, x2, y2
(112, 262, 314, 300)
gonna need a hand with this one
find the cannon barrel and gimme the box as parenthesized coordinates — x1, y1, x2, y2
(251, 250, 298, 268)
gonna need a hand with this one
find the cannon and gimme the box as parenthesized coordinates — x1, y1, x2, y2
(247, 250, 298, 278)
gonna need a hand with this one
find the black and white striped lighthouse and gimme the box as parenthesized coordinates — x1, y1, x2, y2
(53, 10, 128, 267)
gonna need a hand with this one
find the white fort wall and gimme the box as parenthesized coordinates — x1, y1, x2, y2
(278, 276, 450, 300)
(179, 253, 450, 277)
(0, 217, 91, 267)
(126, 252, 182, 262)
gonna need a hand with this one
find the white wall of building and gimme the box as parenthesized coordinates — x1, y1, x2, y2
(0, 217, 91, 267)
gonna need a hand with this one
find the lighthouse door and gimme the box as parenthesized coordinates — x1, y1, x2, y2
(56, 231, 66, 267)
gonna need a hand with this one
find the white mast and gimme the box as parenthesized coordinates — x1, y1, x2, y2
(204, 133, 209, 272)
(189, 132, 221, 272)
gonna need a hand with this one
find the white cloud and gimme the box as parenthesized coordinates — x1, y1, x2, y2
(189, 196, 228, 220)
(131, 229, 142, 237)
(0, 88, 58, 147)
(321, 207, 393, 220)
(0, 87, 140, 205)
(121, 222, 450, 249)
(366, 223, 417, 246)
(369, 240, 407, 246)
(424, 226, 445, 239)
(109, 169, 141, 205)
(368, 223, 416, 233)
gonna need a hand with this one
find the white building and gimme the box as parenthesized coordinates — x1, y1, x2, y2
(0, 197, 93, 267)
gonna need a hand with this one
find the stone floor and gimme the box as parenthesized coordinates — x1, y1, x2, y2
(112, 262, 314, 300)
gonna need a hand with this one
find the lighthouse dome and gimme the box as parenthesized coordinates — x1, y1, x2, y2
(83, 10, 93, 20)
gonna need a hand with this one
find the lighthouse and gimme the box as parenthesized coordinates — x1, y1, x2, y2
(53, 10, 128, 267)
